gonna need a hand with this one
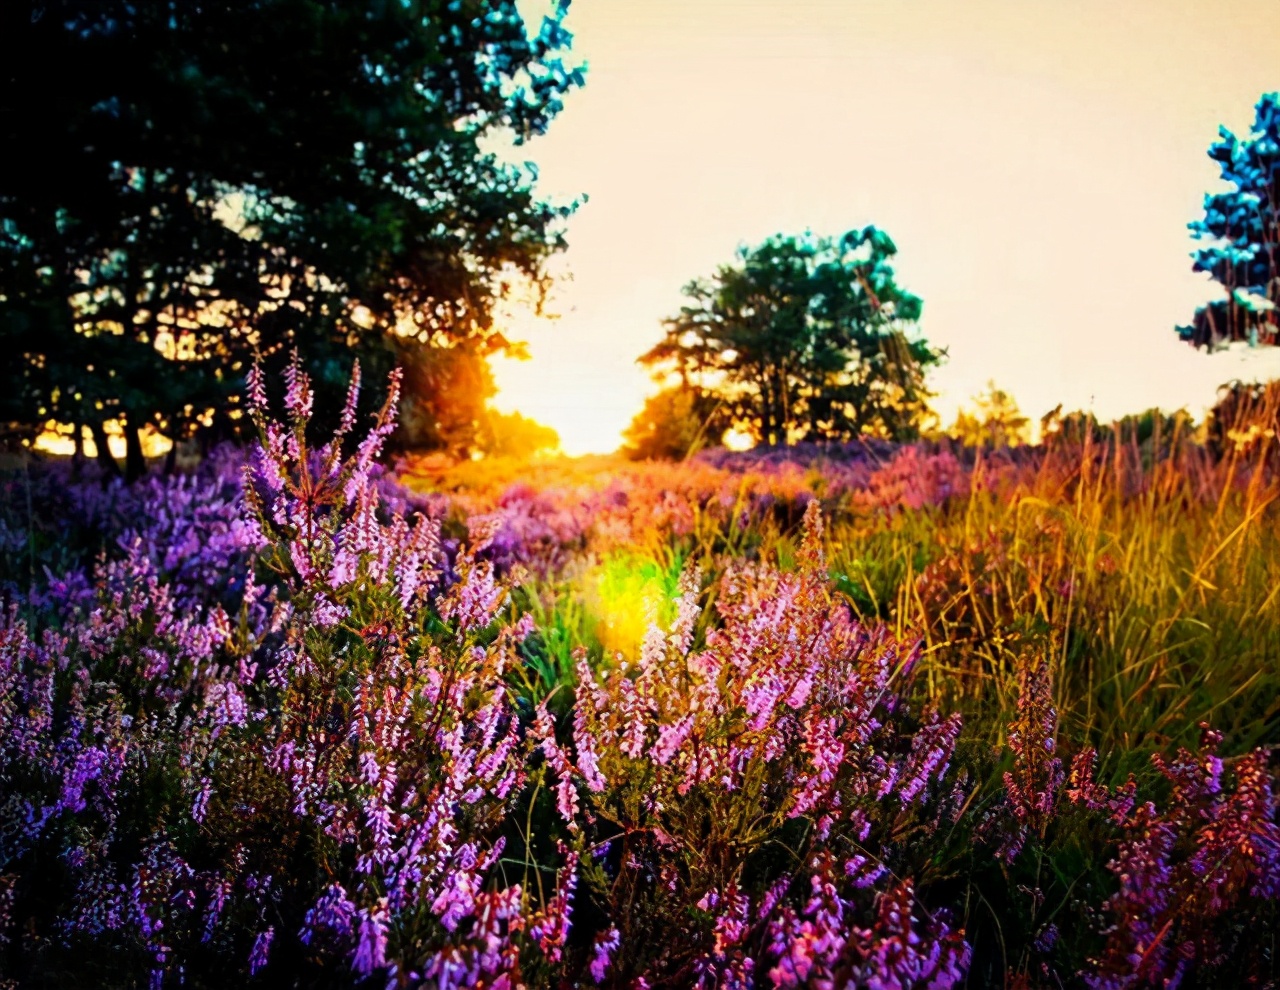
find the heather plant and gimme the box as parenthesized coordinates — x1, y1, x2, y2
(1, 359, 561, 987)
(937, 638, 1280, 989)
(234, 357, 568, 985)
(1081, 726, 1280, 989)
(398, 448, 823, 569)
(6, 361, 1280, 988)
(849, 446, 969, 516)
(992, 656, 1067, 865)
(0, 487, 278, 984)
(948, 652, 1131, 987)
(0, 445, 255, 611)
(538, 503, 971, 987)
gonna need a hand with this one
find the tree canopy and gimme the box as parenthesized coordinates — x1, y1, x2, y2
(1178, 92, 1279, 349)
(949, 381, 1030, 448)
(622, 385, 721, 461)
(0, 0, 582, 473)
(639, 228, 942, 447)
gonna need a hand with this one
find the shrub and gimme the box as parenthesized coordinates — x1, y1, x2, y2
(540, 503, 971, 987)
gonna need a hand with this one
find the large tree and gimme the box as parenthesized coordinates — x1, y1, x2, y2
(640, 228, 941, 446)
(622, 385, 722, 460)
(1177, 92, 1280, 349)
(0, 0, 582, 473)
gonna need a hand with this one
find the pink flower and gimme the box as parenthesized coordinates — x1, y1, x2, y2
(590, 925, 620, 982)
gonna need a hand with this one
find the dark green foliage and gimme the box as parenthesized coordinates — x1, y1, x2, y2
(640, 228, 942, 447)
(1205, 378, 1280, 459)
(0, 0, 582, 469)
(1178, 92, 1280, 349)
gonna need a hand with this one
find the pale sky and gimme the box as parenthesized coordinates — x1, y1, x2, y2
(492, 0, 1280, 455)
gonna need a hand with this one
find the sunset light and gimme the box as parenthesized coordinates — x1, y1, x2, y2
(6, 2, 1280, 985)
(489, 0, 1280, 453)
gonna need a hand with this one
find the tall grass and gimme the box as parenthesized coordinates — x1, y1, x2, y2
(824, 416, 1280, 769)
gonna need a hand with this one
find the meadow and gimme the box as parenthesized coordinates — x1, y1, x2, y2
(1, 366, 1277, 988)
(4, 3, 1278, 986)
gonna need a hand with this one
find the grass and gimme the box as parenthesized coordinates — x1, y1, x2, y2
(419, 430, 1280, 776)
(402, 419, 1280, 983)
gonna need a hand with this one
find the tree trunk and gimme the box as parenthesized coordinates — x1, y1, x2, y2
(780, 365, 791, 445)
(71, 419, 85, 479)
(163, 433, 178, 475)
(759, 367, 775, 447)
(123, 412, 146, 481)
(768, 363, 778, 445)
(90, 421, 120, 479)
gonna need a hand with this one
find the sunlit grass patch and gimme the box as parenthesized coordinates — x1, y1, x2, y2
(583, 548, 686, 660)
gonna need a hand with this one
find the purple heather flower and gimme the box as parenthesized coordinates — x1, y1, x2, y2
(301, 884, 357, 946)
(589, 925, 620, 982)
(352, 906, 389, 976)
(248, 926, 273, 975)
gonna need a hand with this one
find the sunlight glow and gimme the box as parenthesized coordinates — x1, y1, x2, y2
(32, 422, 172, 459)
(487, 0, 1280, 454)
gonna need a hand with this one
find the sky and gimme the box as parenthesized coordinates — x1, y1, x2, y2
(491, 0, 1280, 455)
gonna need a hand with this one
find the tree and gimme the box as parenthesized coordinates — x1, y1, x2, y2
(0, 0, 582, 474)
(1205, 379, 1280, 458)
(639, 228, 942, 447)
(1039, 405, 1193, 459)
(396, 342, 559, 459)
(949, 381, 1030, 448)
(478, 409, 560, 459)
(622, 386, 723, 460)
(1177, 92, 1280, 349)
(396, 340, 501, 457)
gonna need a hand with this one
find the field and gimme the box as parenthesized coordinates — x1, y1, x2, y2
(5, 3, 1280, 987)
(2, 374, 1278, 988)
